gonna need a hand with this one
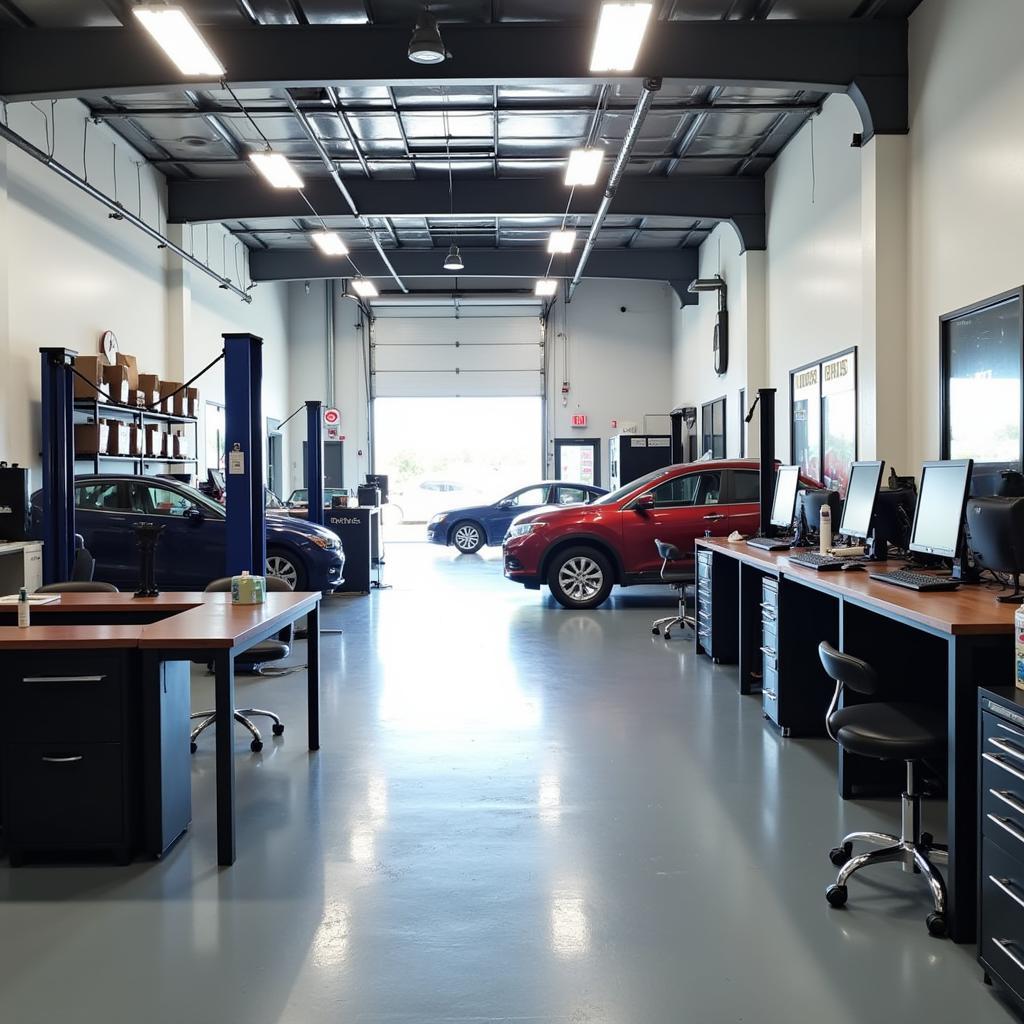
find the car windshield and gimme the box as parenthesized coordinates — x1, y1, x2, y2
(168, 482, 226, 517)
(266, 489, 287, 510)
(591, 467, 677, 506)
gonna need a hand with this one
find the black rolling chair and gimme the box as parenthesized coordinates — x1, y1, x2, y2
(36, 581, 118, 593)
(651, 539, 694, 640)
(818, 641, 949, 936)
(189, 576, 298, 754)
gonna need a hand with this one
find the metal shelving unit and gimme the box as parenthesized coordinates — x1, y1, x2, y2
(73, 398, 199, 477)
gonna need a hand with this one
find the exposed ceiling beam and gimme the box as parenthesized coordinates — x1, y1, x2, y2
(250, 246, 701, 306)
(168, 175, 766, 250)
(0, 20, 908, 138)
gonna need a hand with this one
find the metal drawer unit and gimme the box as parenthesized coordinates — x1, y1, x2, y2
(979, 692, 1024, 1014)
(695, 546, 738, 664)
(760, 577, 782, 731)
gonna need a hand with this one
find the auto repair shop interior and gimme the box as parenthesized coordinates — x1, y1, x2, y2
(3, 1, 1024, 1021)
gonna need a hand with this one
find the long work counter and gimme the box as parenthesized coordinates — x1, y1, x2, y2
(0, 591, 321, 867)
(695, 537, 1015, 945)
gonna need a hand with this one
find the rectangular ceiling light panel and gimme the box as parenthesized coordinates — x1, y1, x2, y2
(535, 279, 559, 297)
(311, 231, 349, 256)
(352, 279, 379, 297)
(250, 152, 304, 189)
(133, 5, 225, 76)
(590, 3, 653, 73)
(564, 148, 605, 186)
(548, 230, 577, 254)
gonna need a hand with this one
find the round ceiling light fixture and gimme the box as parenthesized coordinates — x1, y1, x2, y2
(408, 8, 447, 64)
(443, 244, 464, 271)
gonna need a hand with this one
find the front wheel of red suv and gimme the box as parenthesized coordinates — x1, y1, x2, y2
(547, 546, 614, 609)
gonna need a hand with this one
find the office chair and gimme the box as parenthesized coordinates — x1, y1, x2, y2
(651, 539, 694, 640)
(70, 547, 97, 582)
(189, 576, 298, 754)
(818, 641, 949, 937)
(36, 581, 118, 593)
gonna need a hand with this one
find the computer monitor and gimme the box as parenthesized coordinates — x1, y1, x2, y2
(770, 465, 801, 530)
(908, 459, 974, 559)
(839, 461, 885, 540)
(967, 496, 1024, 602)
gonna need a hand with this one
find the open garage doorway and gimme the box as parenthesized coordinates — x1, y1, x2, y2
(374, 397, 543, 538)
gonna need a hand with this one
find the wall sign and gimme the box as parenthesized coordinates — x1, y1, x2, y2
(571, 413, 587, 428)
(323, 407, 341, 427)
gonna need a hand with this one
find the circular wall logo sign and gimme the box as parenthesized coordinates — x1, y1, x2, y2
(323, 408, 341, 426)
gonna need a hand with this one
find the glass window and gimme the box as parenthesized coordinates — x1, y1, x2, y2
(508, 486, 549, 506)
(131, 483, 197, 517)
(75, 481, 127, 512)
(701, 398, 726, 458)
(556, 486, 588, 505)
(730, 470, 760, 504)
(649, 471, 722, 508)
(205, 402, 225, 473)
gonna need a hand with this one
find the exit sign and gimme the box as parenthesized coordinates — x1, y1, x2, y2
(571, 413, 587, 428)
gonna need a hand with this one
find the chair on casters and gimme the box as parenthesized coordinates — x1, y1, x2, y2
(651, 539, 694, 640)
(818, 641, 949, 937)
(189, 576, 299, 754)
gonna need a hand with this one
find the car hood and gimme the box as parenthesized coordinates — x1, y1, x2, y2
(434, 504, 496, 521)
(508, 503, 573, 526)
(266, 511, 338, 542)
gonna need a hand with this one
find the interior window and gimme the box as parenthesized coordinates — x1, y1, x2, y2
(508, 486, 549, 506)
(75, 481, 126, 512)
(557, 486, 588, 505)
(133, 484, 195, 517)
(730, 471, 760, 504)
(649, 472, 722, 508)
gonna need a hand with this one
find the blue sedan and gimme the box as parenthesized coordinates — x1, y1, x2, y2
(36, 475, 345, 591)
(426, 481, 607, 554)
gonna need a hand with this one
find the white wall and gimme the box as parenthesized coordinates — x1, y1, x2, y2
(0, 99, 290, 492)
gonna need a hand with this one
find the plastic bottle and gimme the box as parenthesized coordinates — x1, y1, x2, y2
(17, 586, 30, 629)
(819, 504, 832, 555)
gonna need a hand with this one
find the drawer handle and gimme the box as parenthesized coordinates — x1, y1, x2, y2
(994, 939, 1024, 974)
(996, 721, 1024, 742)
(41, 755, 84, 764)
(991, 737, 1024, 763)
(763, 689, 777, 700)
(760, 646, 777, 659)
(991, 875, 1024, 912)
(22, 675, 106, 684)
(984, 753, 1024, 785)
(988, 813, 1024, 848)
(759, 601, 777, 612)
(992, 788, 1024, 817)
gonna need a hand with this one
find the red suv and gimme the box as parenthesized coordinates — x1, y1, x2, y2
(503, 459, 814, 609)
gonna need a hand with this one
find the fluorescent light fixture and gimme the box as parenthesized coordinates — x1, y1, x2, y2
(443, 244, 465, 271)
(548, 230, 577, 254)
(132, 5, 225, 76)
(311, 231, 349, 256)
(565, 148, 605, 187)
(351, 278, 378, 298)
(590, 2, 653, 72)
(249, 151, 304, 189)
(535, 279, 558, 297)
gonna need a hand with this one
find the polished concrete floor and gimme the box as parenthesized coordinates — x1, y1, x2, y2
(0, 542, 1019, 1022)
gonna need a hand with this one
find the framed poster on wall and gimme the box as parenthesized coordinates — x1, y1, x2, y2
(790, 347, 858, 497)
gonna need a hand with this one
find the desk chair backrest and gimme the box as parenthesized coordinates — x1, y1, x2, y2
(818, 641, 878, 741)
(36, 581, 118, 593)
(655, 539, 686, 583)
(205, 576, 294, 641)
(71, 547, 96, 582)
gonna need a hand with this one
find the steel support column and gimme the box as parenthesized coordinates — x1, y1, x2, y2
(38, 347, 77, 584)
(224, 333, 266, 577)
(305, 400, 324, 528)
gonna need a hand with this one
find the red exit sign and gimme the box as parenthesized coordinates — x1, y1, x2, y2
(571, 413, 587, 428)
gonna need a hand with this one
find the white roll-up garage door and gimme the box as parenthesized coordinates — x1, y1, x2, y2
(371, 302, 544, 398)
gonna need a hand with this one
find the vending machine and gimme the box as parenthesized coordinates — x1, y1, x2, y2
(608, 434, 672, 490)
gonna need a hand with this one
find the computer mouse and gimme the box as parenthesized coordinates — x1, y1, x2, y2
(841, 562, 864, 571)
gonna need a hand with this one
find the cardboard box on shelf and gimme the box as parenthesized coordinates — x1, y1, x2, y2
(105, 421, 132, 456)
(115, 353, 139, 390)
(138, 373, 160, 397)
(128, 425, 145, 457)
(159, 381, 186, 417)
(73, 356, 109, 402)
(74, 422, 110, 456)
(171, 434, 190, 460)
(102, 364, 130, 405)
(185, 386, 199, 419)
(144, 424, 165, 458)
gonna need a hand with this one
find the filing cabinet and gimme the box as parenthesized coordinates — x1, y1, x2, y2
(695, 547, 738, 664)
(761, 577, 781, 731)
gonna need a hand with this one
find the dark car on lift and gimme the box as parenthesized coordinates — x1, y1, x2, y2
(502, 459, 818, 609)
(426, 481, 608, 554)
(33, 475, 345, 591)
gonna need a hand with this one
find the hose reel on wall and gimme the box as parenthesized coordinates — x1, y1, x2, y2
(688, 275, 728, 376)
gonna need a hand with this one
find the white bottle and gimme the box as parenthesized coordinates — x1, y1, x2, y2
(17, 586, 30, 629)
(819, 504, 832, 555)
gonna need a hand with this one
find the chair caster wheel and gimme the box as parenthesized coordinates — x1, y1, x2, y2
(272, 723, 284, 736)
(652, 627, 660, 635)
(825, 884, 848, 908)
(926, 912, 947, 938)
(984, 972, 994, 986)
(190, 741, 197, 754)
(829, 843, 852, 866)
(250, 739, 263, 752)
(921, 831, 934, 847)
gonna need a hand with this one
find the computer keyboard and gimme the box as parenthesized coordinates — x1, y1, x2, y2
(746, 536, 793, 551)
(788, 552, 849, 571)
(867, 568, 960, 592)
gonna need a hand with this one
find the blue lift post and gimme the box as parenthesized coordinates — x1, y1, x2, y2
(39, 347, 77, 584)
(305, 400, 324, 527)
(223, 333, 267, 577)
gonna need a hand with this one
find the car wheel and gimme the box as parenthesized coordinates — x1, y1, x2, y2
(547, 546, 614, 609)
(451, 520, 485, 554)
(266, 548, 307, 590)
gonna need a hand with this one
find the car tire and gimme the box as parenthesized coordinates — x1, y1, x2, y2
(266, 547, 307, 591)
(451, 520, 485, 554)
(546, 546, 614, 610)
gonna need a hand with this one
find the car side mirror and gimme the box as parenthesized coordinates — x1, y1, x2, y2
(186, 506, 204, 526)
(634, 493, 656, 512)
(498, 499, 513, 509)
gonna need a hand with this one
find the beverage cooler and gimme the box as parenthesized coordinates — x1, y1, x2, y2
(608, 434, 673, 490)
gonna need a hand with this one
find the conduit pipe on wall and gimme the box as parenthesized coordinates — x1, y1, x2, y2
(0, 121, 252, 303)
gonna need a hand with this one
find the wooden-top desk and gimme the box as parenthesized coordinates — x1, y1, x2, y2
(696, 537, 1015, 943)
(0, 591, 322, 866)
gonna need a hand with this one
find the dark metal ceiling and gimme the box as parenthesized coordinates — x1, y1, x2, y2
(0, 0, 921, 285)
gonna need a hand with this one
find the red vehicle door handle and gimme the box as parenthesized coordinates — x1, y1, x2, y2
(703, 514, 725, 521)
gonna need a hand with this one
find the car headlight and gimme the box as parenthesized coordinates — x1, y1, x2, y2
(310, 534, 340, 550)
(505, 521, 545, 540)
(429, 512, 448, 525)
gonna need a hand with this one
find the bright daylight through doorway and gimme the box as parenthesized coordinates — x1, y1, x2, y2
(373, 397, 543, 531)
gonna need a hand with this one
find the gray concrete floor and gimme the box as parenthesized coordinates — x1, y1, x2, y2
(0, 542, 1018, 1023)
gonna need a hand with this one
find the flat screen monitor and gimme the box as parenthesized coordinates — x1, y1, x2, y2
(839, 461, 885, 540)
(770, 465, 801, 530)
(909, 459, 974, 558)
(208, 469, 225, 492)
